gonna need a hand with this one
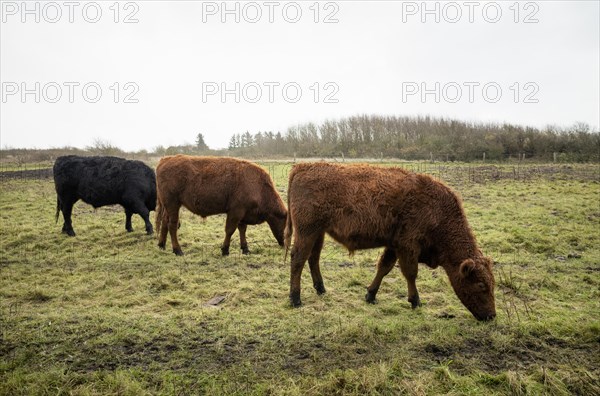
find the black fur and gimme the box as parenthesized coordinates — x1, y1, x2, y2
(53, 155, 156, 236)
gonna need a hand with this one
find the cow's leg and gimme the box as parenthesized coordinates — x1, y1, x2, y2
(125, 209, 134, 232)
(60, 197, 77, 237)
(138, 207, 153, 235)
(125, 198, 153, 235)
(238, 223, 250, 255)
(290, 233, 320, 307)
(398, 252, 421, 308)
(366, 248, 398, 304)
(167, 207, 183, 256)
(221, 212, 242, 256)
(308, 233, 326, 295)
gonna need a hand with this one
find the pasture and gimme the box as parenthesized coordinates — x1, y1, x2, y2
(0, 161, 599, 395)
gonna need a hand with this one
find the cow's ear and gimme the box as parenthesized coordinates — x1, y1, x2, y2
(459, 259, 476, 278)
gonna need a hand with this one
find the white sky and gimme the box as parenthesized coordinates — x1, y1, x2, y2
(1, 0, 599, 151)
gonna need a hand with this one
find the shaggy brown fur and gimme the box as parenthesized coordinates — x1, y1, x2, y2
(156, 155, 287, 256)
(285, 162, 496, 321)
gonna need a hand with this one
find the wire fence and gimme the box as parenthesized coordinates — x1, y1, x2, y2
(0, 160, 598, 184)
(260, 160, 600, 186)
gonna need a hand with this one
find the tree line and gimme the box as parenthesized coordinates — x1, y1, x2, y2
(2, 115, 598, 163)
(227, 115, 599, 162)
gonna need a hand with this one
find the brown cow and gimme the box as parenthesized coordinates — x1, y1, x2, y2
(156, 155, 287, 256)
(285, 162, 496, 321)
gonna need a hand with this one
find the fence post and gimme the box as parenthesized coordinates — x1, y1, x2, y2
(553, 152, 557, 162)
(483, 152, 486, 162)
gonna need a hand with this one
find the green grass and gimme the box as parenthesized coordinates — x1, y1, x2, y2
(1, 162, 599, 395)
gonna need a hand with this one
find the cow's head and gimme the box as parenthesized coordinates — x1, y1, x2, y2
(451, 256, 496, 321)
(268, 210, 287, 247)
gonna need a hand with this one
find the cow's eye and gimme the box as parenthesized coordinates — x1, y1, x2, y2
(477, 282, 487, 291)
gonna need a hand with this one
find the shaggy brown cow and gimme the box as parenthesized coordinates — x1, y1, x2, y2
(285, 162, 496, 321)
(156, 155, 287, 256)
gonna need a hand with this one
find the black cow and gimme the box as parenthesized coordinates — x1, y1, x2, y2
(53, 155, 156, 236)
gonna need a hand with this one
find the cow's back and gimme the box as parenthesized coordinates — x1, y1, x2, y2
(288, 163, 453, 251)
(54, 155, 155, 208)
(156, 155, 267, 217)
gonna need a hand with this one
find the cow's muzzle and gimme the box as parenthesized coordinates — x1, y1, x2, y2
(475, 312, 496, 321)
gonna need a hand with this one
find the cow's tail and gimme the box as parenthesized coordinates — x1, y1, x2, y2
(55, 197, 60, 224)
(155, 195, 164, 240)
(284, 207, 293, 263)
(283, 168, 295, 263)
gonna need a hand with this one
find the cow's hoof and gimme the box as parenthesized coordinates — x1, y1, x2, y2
(63, 229, 76, 237)
(365, 291, 377, 304)
(173, 248, 184, 256)
(290, 292, 302, 307)
(290, 298, 302, 308)
(146, 228, 154, 235)
(221, 247, 230, 256)
(241, 247, 250, 255)
(314, 282, 326, 295)
(158, 242, 166, 250)
(409, 296, 422, 309)
(126, 227, 134, 233)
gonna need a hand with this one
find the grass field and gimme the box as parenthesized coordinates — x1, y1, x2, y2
(1, 161, 599, 395)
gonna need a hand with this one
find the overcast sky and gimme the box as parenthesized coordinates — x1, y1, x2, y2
(1, 0, 598, 151)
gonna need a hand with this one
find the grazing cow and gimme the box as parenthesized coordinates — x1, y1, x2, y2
(155, 155, 287, 256)
(53, 155, 156, 236)
(285, 162, 496, 321)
